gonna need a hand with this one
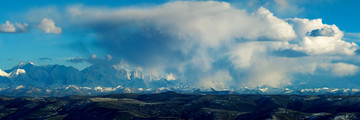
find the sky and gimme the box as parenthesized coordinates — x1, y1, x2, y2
(1, 0, 360, 89)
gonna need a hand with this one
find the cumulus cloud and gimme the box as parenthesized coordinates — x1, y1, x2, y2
(288, 18, 359, 56)
(0, 21, 29, 33)
(36, 1, 359, 88)
(0, 21, 14, 32)
(1, 18, 62, 34)
(319, 63, 359, 77)
(37, 18, 62, 34)
(67, 1, 297, 69)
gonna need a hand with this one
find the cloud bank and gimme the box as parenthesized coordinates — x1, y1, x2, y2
(0, 21, 29, 33)
(34, 1, 360, 88)
(0, 18, 61, 34)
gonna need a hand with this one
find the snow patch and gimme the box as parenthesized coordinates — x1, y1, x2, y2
(259, 87, 269, 93)
(9, 69, 26, 77)
(94, 86, 117, 92)
(18, 62, 35, 67)
(166, 73, 176, 81)
(65, 85, 80, 90)
(0, 69, 9, 77)
(15, 85, 24, 90)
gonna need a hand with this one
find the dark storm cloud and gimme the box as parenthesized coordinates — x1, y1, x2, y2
(37, 57, 53, 61)
(94, 24, 186, 68)
(66, 55, 114, 65)
(66, 56, 85, 63)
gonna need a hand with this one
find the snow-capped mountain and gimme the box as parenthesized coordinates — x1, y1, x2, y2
(0, 62, 180, 96)
(1, 62, 360, 96)
(0, 69, 9, 77)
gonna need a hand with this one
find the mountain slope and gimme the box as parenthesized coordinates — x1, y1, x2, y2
(0, 63, 179, 96)
(1, 93, 360, 119)
(1, 63, 360, 96)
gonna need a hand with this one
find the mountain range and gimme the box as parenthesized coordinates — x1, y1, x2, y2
(1, 62, 360, 96)
(0, 62, 180, 96)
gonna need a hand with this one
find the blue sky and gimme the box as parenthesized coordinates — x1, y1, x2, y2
(0, 0, 173, 70)
(1, 0, 360, 88)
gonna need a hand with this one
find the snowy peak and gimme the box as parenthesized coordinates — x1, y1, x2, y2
(0, 62, 180, 95)
(0, 69, 9, 77)
(165, 73, 176, 81)
(18, 62, 35, 67)
(9, 69, 26, 77)
(8, 62, 35, 72)
(125, 69, 144, 80)
(14, 62, 35, 69)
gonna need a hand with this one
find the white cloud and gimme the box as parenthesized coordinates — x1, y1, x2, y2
(68, 1, 296, 46)
(198, 70, 232, 89)
(1, 19, 63, 34)
(37, 18, 62, 34)
(31, 1, 359, 88)
(288, 18, 359, 55)
(247, 61, 292, 88)
(319, 63, 359, 77)
(255, 7, 297, 41)
(65, 1, 297, 72)
(274, 0, 288, 7)
(0, 21, 15, 32)
(332, 63, 359, 76)
(0, 21, 29, 33)
(229, 42, 268, 69)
